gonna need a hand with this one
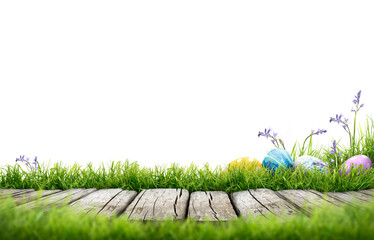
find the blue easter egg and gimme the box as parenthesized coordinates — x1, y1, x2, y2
(262, 148, 293, 171)
(294, 155, 328, 173)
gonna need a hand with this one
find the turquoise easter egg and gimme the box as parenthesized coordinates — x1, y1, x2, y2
(294, 155, 328, 173)
(262, 148, 293, 171)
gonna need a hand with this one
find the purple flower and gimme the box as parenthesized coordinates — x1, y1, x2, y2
(330, 114, 344, 124)
(16, 155, 25, 162)
(258, 128, 285, 149)
(330, 114, 349, 132)
(258, 128, 272, 138)
(329, 140, 342, 159)
(313, 129, 327, 136)
(33, 157, 38, 170)
(300, 128, 327, 155)
(352, 90, 364, 113)
(330, 140, 337, 155)
(15, 155, 38, 171)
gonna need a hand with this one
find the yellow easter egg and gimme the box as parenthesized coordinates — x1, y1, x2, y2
(223, 156, 262, 174)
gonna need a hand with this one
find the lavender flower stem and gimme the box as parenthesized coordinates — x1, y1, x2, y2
(269, 135, 279, 148)
(353, 109, 357, 154)
(301, 133, 313, 155)
(343, 121, 352, 148)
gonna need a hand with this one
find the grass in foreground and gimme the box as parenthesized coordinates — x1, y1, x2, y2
(1, 196, 374, 240)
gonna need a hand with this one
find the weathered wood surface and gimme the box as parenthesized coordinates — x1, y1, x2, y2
(326, 191, 374, 208)
(98, 190, 138, 217)
(0, 189, 17, 195)
(307, 190, 345, 207)
(275, 190, 338, 216)
(12, 190, 62, 205)
(0, 189, 35, 198)
(19, 188, 97, 209)
(2, 188, 374, 221)
(70, 188, 123, 214)
(248, 188, 298, 218)
(188, 191, 237, 221)
(124, 189, 189, 221)
(230, 190, 270, 218)
(360, 189, 374, 196)
(344, 191, 374, 202)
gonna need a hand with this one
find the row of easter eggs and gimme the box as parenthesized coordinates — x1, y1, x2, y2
(226, 148, 372, 175)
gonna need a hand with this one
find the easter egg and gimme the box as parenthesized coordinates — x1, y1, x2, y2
(262, 148, 293, 171)
(294, 155, 328, 173)
(340, 155, 372, 176)
(223, 156, 262, 174)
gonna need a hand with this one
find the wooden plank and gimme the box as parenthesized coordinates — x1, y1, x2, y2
(12, 189, 35, 196)
(0, 189, 34, 195)
(12, 190, 61, 205)
(276, 190, 338, 216)
(70, 188, 122, 214)
(359, 189, 374, 197)
(18, 188, 97, 209)
(308, 190, 366, 208)
(98, 190, 138, 217)
(0, 189, 18, 195)
(342, 191, 374, 203)
(44, 188, 97, 205)
(230, 190, 270, 219)
(188, 191, 237, 221)
(327, 192, 368, 207)
(0, 189, 35, 198)
(124, 189, 189, 221)
(306, 190, 344, 207)
(248, 188, 299, 218)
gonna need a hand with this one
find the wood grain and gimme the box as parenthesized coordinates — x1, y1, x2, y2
(19, 188, 97, 209)
(248, 188, 299, 218)
(70, 188, 123, 214)
(0, 189, 35, 199)
(327, 191, 368, 207)
(124, 189, 189, 221)
(188, 191, 237, 221)
(230, 190, 270, 219)
(276, 189, 338, 216)
(358, 189, 374, 197)
(12, 190, 61, 205)
(98, 190, 138, 217)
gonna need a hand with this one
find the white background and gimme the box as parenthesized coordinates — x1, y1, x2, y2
(1, 1, 373, 170)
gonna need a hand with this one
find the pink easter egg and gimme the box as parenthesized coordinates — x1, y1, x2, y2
(340, 154, 372, 176)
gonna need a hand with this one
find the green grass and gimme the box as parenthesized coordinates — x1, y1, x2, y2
(1, 195, 374, 240)
(1, 160, 373, 193)
(1, 117, 374, 193)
